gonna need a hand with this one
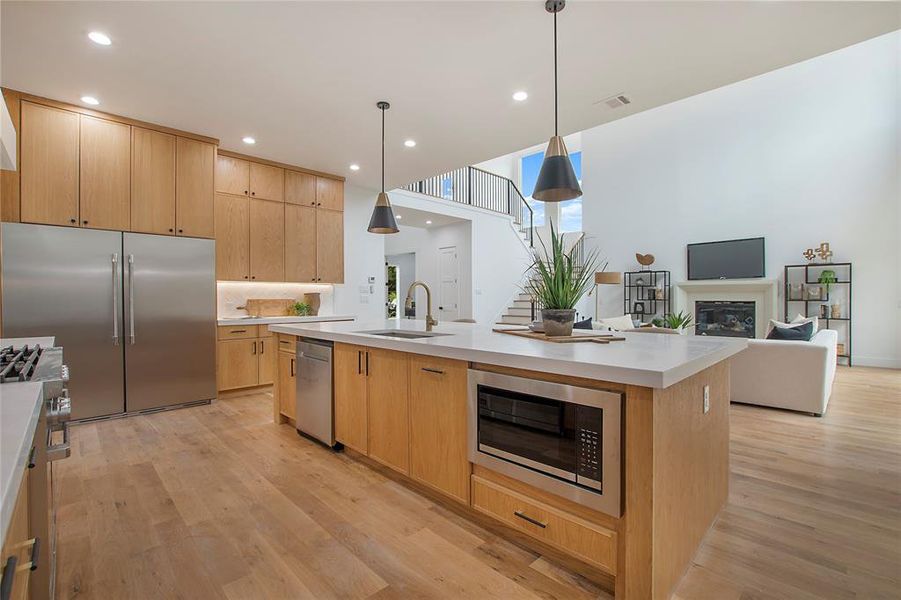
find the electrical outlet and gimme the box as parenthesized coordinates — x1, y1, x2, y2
(703, 385, 710, 414)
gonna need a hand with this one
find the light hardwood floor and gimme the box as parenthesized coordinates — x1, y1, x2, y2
(55, 366, 900, 599)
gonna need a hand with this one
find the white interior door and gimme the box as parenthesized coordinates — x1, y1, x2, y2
(438, 246, 460, 321)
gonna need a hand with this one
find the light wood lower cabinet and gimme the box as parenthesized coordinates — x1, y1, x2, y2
(334, 343, 368, 453)
(471, 475, 617, 574)
(277, 350, 297, 420)
(216, 325, 275, 391)
(366, 349, 410, 474)
(409, 355, 470, 503)
(1, 469, 32, 600)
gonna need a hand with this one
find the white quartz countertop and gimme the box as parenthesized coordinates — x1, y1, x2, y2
(0, 382, 43, 544)
(269, 320, 747, 389)
(217, 315, 356, 326)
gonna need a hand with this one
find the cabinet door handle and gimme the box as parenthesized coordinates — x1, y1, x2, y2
(259, 340, 264, 354)
(1, 555, 16, 600)
(290, 358, 296, 377)
(357, 350, 362, 374)
(230, 329, 247, 334)
(421, 367, 444, 375)
(365, 351, 370, 376)
(27, 446, 36, 469)
(514, 511, 547, 529)
(28, 537, 40, 572)
(252, 341, 257, 355)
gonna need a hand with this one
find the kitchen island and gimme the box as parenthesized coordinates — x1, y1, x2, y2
(269, 320, 747, 600)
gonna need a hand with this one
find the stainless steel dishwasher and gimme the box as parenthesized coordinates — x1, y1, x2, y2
(295, 338, 337, 447)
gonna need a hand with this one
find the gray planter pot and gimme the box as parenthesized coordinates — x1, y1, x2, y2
(541, 308, 576, 337)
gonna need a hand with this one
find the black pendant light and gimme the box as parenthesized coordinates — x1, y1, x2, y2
(532, 0, 582, 203)
(368, 101, 399, 234)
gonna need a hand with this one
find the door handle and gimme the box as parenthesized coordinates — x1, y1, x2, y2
(421, 367, 445, 375)
(1, 556, 16, 600)
(290, 358, 296, 377)
(252, 341, 257, 355)
(259, 340, 264, 354)
(513, 510, 547, 529)
(111, 253, 119, 346)
(357, 350, 362, 374)
(127, 254, 135, 344)
(365, 351, 370, 376)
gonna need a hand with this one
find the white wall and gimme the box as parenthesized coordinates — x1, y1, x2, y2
(385, 221, 473, 321)
(581, 32, 900, 367)
(390, 189, 533, 325)
(332, 183, 386, 322)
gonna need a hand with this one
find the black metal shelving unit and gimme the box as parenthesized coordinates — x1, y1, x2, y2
(623, 270, 671, 322)
(784, 262, 852, 366)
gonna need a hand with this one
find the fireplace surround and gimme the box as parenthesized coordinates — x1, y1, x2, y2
(695, 301, 755, 338)
(673, 279, 778, 339)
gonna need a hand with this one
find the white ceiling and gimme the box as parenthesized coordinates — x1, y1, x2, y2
(2, 2, 897, 191)
(393, 205, 466, 230)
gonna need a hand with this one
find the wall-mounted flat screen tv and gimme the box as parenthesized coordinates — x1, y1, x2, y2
(687, 237, 765, 280)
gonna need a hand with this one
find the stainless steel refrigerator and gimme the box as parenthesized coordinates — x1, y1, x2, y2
(1, 223, 216, 420)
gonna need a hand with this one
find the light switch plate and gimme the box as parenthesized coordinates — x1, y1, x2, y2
(703, 385, 710, 414)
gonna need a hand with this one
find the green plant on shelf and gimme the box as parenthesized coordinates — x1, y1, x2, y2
(818, 269, 837, 297)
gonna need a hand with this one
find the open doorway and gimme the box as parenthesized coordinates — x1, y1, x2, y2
(385, 252, 417, 319)
(385, 262, 398, 318)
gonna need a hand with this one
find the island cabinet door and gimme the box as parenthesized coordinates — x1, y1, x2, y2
(334, 343, 368, 453)
(409, 355, 470, 504)
(277, 351, 296, 420)
(366, 348, 410, 475)
(258, 337, 276, 385)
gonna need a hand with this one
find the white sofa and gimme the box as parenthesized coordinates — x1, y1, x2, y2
(730, 329, 838, 416)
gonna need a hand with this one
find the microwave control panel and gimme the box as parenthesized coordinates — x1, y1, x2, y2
(576, 406, 603, 486)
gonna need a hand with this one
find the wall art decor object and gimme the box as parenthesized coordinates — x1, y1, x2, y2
(635, 253, 655, 270)
(802, 248, 816, 262)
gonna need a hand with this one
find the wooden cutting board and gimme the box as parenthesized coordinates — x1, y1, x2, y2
(492, 328, 626, 344)
(245, 298, 295, 317)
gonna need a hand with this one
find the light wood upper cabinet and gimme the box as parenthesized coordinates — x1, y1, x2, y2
(214, 193, 250, 280)
(249, 162, 284, 202)
(20, 101, 79, 226)
(285, 204, 317, 283)
(278, 351, 296, 420)
(217, 338, 259, 391)
(317, 177, 344, 211)
(335, 343, 368, 453)
(285, 170, 316, 206)
(131, 127, 176, 234)
(215, 155, 249, 196)
(176, 138, 215, 238)
(248, 199, 285, 282)
(79, 115, 131, 230)
(317, 208, 344, 283)
(367, 348, 410, 475)
(409, 355, 470, 503)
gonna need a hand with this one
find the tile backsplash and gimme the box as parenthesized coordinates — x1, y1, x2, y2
(217, 282, 335, 318)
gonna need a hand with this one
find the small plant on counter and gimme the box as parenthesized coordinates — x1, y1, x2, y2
(663, 311, 693, 332)
(651, 317, 664, 328)
(290, 302, 312, 316)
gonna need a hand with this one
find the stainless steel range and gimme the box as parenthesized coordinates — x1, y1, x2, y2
(0, 342, 71, 600)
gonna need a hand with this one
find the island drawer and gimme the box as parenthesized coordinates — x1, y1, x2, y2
(218, 325, 258, 340)
(277, 334, 297, 353)
(471, 475, 617, 574)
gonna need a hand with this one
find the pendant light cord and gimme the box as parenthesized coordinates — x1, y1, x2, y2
(554, 10, 558, 136)
(381, 106, 385, 193)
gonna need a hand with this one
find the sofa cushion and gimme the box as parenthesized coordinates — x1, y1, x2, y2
(573, 317, 593, 330)
(766, 320, 814, 341)
(595, 315, 635, 331)
(791, 314, 819, 334)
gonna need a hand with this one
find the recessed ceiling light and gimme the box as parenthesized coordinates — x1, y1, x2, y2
(404, 139, 416, 148)
(426, 220, 432, 225)
(349, 164, 360, 171)
(512, 91, 528, 102)
(88, 31, 112, 46)
(80, 96, 100, 106)
(242, 136, 256, 145)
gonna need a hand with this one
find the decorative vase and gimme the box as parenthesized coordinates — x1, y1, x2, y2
(303, 293, 321, 316)
(830, 303, 841, 319)
(541, 308, 576, 337)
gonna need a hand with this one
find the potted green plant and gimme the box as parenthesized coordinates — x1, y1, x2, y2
(663, 310, 693, 334)
(818, 269, 837, 300)
(290, 301, 312, 316)
(525, 223, 603, 336)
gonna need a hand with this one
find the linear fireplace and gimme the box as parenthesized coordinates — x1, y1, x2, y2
(695, 301, 756, 338)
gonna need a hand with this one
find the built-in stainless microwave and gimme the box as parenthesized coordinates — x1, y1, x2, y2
(467, 370, 623, 517)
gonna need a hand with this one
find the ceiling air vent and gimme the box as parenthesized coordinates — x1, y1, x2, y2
(599, 94, 631, 109)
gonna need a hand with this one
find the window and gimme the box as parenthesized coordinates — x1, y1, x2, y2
(520, 150, 582, 232)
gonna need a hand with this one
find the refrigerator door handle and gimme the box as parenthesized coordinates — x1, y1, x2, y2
(111, 253, 120, 346)
(127, 254, 136, 344)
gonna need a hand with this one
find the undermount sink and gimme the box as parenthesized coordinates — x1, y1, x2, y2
(357, 329, 453, 340)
